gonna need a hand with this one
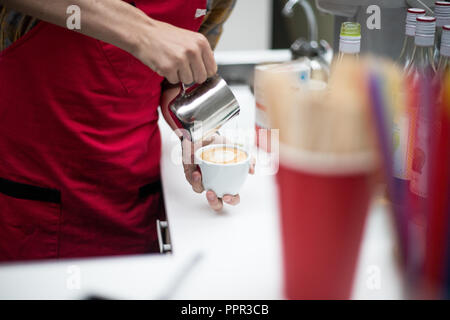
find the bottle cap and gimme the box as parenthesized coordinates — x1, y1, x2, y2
(435, 1, 450, 27)
(405, 8, 426, 36)
(339, 22, 361, 54)
(441, 25, 450, 57)
(415, 16, 437, 46)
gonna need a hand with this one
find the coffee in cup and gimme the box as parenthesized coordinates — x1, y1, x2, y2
(200, 146, 248, 164)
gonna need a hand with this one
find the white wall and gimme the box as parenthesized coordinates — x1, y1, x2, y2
(215, 0, 272, 51)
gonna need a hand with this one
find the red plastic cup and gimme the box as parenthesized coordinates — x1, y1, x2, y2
(276, 145, 376, 299)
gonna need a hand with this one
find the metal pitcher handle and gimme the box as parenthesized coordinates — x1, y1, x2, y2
(181, 82, 198, 96)
(181, 75, 216, 96)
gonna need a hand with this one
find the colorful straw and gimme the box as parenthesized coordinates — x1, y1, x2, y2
(367, 64, 409, 266)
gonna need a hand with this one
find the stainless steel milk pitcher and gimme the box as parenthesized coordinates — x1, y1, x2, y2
(168, 74, 240, 142)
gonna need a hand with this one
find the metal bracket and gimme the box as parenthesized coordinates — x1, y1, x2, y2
(156, 219, 172, 254)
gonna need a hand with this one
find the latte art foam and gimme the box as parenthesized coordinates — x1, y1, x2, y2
(201, 146, 247, 164)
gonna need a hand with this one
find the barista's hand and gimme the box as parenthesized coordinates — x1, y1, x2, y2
(132, 19, 217, 84)
(160, 86, 255, 211)
(181, 134, 255, 212)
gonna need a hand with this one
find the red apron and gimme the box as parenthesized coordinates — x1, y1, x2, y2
(0, 0, 206, 261)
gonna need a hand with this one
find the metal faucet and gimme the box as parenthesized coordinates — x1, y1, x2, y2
(282, 0, 319, 43)
(282, 0, 333, 66)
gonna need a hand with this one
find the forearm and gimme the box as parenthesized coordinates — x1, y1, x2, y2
(0, 0, 153, 54)
(1, 0, 217, 85)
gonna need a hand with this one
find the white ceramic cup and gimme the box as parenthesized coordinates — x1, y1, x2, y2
(195, 144, 250, 198)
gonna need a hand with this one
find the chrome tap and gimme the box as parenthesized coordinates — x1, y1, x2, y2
(282, 0, 333, 66)
(282, 0, 319, 43)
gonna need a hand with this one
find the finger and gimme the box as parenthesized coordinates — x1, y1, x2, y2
(182, 137, 195, 165)
(206, 190, 223, 211)
(191, 170, 204, 193)
(178, 62, 194, 85)
(165, 70, 180, 84)
(190, 53, 208, 84)
(223, 194, 240, 206)
(183, 164, 202, 190)
(202, 47, 217, 77)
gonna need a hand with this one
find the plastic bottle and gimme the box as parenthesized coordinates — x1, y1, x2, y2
(336, 22, 361, 62)
(398, 8, 426, 71)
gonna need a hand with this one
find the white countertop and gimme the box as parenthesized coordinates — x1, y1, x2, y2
(0, 85, 404, 300)
(158, 85, 282, 299)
